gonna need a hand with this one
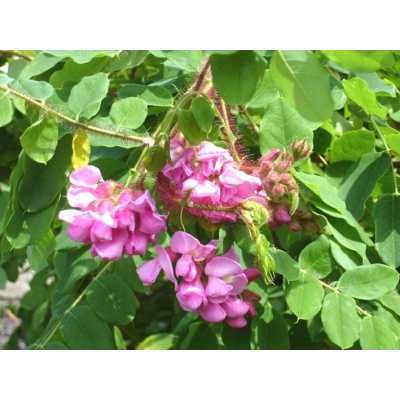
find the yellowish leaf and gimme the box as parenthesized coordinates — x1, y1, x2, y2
(72, 130, 90, 170)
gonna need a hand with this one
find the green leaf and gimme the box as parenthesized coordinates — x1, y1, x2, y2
(210, 51, 265, 105)
(164, 50, 205, 72)
(343, 77, 386, 118)
(86, 274, 136, 325)
(20, 117, 58, 164)
(253, 310, 290, 349)
(61, 305, 115, 349)
(360, 315, 399, 349)
(68, 73, 109, 119)
(20, 52, 63, 79)
(259, 97, 314, 153)
(330, 239, 361, 270)
(18, 135, 72, 212)
(299, 235, 332, 278)
(191, 96, 214, 133)
(110, 97, 147, 129)
(339, 264, 399, 300)
(270, 248, 300, 281)
(375, 194, 400, 267)
(11, 79, 54, 100)
(329, 130, 375, 163)
(137, 333, 176, 350)
(339, 152, 390, 219)
(27, 230, 55, 271)
(178, 109, 206, 145)
(356, 72, 396, 97)
(286, 272, 325, 320)
(105, 50, 148, 73)
(0, 267, 6, 289)
(0, 93, 13, 127)
(45, 50, 118, 64)
(386, 134, 400, 156)
(118, 84, 173, 107)
(247, 70, 280, 108)
(323, 50, 394, 73)
(380, 291, 400, 316)
(321, 292, 361, 349)
(270, 50, 334, 122)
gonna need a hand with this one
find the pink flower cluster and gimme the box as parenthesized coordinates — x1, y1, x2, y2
(256, 149, 297, 228)
(137, 231, 261, 328)
(58, 166, 166, 260)
(157, 134, 265, 223)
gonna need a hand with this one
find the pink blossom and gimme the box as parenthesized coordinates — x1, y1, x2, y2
(158, 135, 265, 223)
(137, 231, 260, 328)
(59, 166, 166, 260)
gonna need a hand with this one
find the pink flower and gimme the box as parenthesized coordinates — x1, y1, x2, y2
(137, 231, 260, 328)
(58, 166, 166, 260)
(157, 134, 265, 223)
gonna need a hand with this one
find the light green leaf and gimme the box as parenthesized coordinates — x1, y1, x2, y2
(20, 117, 58, 164)
(375, 194, 400, 267)
(286, 272, 325, 320)
(360, 315, 399, 349)
(110, 97, 147, 129)
(61, 305, 114, 349)
(26, 230, 56, 270)
(68, 73, 109, 119)
(329, 130, 375, 163)
(323, 50, 394, 73)
(11, 79, 54, 100)
(270, 248, 300, 281)
(299, 235, 332, 278)
(136, 333, 176, 350)
(356, 72, 396, 97)
(0, 93, 13, 127)
(106, 50, 148, 72)
(118, 84, 173, 107)
(259, 97, 314, 153)
(330, 240, 361, 270)
(321, 292, 361, 349)
(45, 50, 118, 64)
(211, 51, 265, 105)
(270, 50, 334, 122)
(20, 52, 63, 79)
(247, 70, 280, 108)
(380, 291, 400, 316)
(386, 134, 400, 156)
(343, 77, 386, 118)
(87, 274, 137, 325)
(339, 264, 399, 300)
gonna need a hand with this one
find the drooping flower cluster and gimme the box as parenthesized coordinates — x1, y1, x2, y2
(157, 134, 266, 223)
(58, 166, 166, 260)
(137, 231, 261, 328)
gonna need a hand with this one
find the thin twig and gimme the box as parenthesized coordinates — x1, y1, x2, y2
(0, 84, 151, 146)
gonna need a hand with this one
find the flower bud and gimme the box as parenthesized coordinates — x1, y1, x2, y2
(242, 200, 270, 227)
(291, 139, 311, 161)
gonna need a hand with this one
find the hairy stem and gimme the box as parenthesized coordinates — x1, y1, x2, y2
(0, 84, 151, 146)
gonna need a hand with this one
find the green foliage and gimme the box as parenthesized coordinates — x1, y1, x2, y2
(1, 50, 400, 350)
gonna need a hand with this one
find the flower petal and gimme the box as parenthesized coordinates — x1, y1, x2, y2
(69, 165, 102, 188)
(170, 231, 200, 254)
(222, 297, 249, 318)
(137, 259, 161, 286)
(205, 256, 242, 278)
(156, 245, 177, 288)
(206, 276, 233, 298)
(199, 302, 226, 323)
(92, 229, 128, 260)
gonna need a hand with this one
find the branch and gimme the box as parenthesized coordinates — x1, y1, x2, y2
(0, 84, 152, 146)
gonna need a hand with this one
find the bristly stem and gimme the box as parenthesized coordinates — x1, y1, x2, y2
(239, 106, 259, 135)
(0, 84, 151, 146)
(0, 50, 33, 61)
(371, 118, 399, 195)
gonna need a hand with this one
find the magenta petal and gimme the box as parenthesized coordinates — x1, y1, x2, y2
(205, 256, 242, 278)
(170, 231, 200, 254)
(58, 209, 84, 224)
(206, 276, 233, 298)
(226, 317, 247, 328)
(125, 232, 148, 255)
(230, 273, 248, 295)
(139, 212, 166, 235)
(193, 243, 217, 261)
(67, 214, 93, 242)
(137, 259, 161, 286)
(199, 302, 226, 323)
(90, 221, 113, 242)
(131, 191, 156, 212)
(244, 268, 261, 282)
(223, 247, 240, 263)
(92, 229, 128, 260)
(156, 245, 177, 288)
(222, 297, 249, 318)
(69, 165, 102, 188)
(176, 281, 205, 311)
(175, 254, 198, 281)
(67, 186, 98, 209)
